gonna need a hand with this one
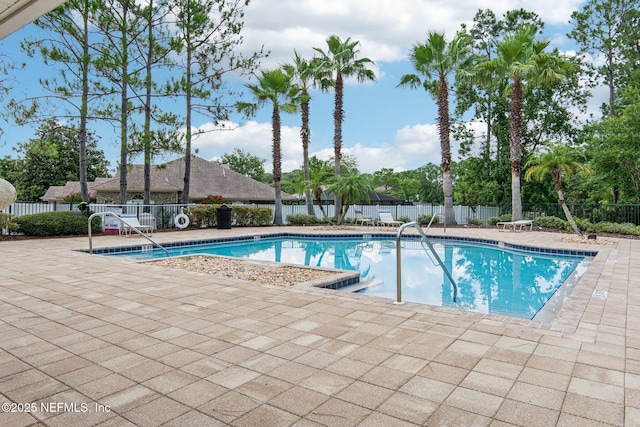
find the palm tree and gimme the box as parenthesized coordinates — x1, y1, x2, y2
(305, 156, 335, 218)
(313, 35, 376, 222)
(524, 145, 593, 236)
(329, 174, 374, 223)
(475, 24, 567, 220)
(283, 52, 322, 216)
(398, 31, 474, 226)
(238, 68, 301, 225)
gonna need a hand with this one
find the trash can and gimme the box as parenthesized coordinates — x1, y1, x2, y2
(217, 204, 232, 229)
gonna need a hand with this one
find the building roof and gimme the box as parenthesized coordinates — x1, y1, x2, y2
(0, 0, 67, 40)
(42, 155, 291, 203)
(40, 180, 101, 202)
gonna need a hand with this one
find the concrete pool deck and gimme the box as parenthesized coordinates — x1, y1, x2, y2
(0, 226, 638, 426)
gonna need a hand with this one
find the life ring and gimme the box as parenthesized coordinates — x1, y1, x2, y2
(174, 213, 190, 229)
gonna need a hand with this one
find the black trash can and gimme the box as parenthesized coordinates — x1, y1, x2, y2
(217, 204, 232, 229)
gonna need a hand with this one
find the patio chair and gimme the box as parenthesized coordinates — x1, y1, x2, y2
(496, 219, 533, 232)
(139, 212, 156, 231)
(120, 214, 154, 237)
(378, 210, 403, 227)
(354, 210, 373, 227)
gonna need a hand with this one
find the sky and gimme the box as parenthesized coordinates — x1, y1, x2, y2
(0, 0, 601, 175)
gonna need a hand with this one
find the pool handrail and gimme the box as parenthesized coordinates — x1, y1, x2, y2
(87, 212, 168, 255)
(395, 222, 457, 304)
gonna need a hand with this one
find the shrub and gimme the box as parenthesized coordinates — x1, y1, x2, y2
(417, 214, 440, 226)
(397, 215, 410, 223)
(233, 206, 272, 226)
(13, 211, 101, 236)
(0, 213, 19, 234)
(590, 221, 640, 235)
(287, 214, 319, 225)
(185, 204, 272, 228)
(62, 192, 83, 203)
(201, 194, 227, 204)
(532, 216, 567, 230)
(185, 205, 216, 228)
(466, 217, 484, 226)
(488, 214, 512, 226)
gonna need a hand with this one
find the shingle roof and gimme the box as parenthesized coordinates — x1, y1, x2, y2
(47, 155, 291, 203)
(40, 180, 101, 201)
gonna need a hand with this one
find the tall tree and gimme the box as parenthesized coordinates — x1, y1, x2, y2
(95, 0, 145, 205)
(585, 84, 640, 203)
(399, 31, 474, 225)
(168, 0, 264, 203)
(238, 68, 301, 225)
(569, 0, 639, 118)
(313, 35, 376, 222)
(474, 24, 567, 220)
(13, 119, 109, 201)
(283, 52, 322, 216)
(217, 148, 266, 182)
(14, 0, 104, 203)
(133, 0, 181, 207)
(524, 145, 593, 236)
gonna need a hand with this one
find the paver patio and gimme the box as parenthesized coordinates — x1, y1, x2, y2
(0, 226, 638, 426)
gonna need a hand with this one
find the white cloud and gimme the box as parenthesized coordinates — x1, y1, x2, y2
(241, 0, 587, 68)
(186, 118, 493, 175)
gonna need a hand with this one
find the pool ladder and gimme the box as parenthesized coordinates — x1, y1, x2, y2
(395, 221, 457, 304)
(87, 212, 168, 255)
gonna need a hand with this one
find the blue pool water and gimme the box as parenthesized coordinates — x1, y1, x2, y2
(102, 235, 593, 320)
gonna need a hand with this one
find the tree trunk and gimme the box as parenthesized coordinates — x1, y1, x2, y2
(560, 195, 582, 236)
(118, 0, 130, 208)
(438, 75, 456, 225)
(272, 104, 283, 225)
(79, 1, 90, 203)
(143, 0, 153, 211)
(333, 71, 343, 222)
(554, 178, 582, 236)
(509, 78, 524, 221)
(301, 95, 314, 215)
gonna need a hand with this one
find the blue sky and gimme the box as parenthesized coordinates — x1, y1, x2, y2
(0, 0, 602, 174)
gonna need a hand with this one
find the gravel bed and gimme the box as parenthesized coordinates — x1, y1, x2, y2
(151, 255, 340, 287)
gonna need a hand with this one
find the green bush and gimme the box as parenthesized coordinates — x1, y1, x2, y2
(466, 217, 484, 226)
(0, 213, 19, 234)
(185, 204, 272, 228)
(488, 214, 513, 225)
(532, 216, 568, 230)
(397, 215, 410, 223)
(417, 214, 440, 225)
(287, 214, 319, 225)
(233, 206, 272, 226)
(13, 211, 101, 236)
(589, 221, 640, 235)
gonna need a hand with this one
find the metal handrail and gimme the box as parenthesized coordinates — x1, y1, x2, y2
(395, 221, 457, 304)
(87, 212, 168, 255)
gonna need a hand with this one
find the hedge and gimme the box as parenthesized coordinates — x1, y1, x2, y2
(184, 205, 272, 228)
(13, 211, 101, 236)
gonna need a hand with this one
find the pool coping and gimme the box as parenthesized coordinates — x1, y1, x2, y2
(85, 231, 599, 258)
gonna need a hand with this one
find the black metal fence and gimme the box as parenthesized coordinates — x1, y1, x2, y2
(518, 203, 640, 226)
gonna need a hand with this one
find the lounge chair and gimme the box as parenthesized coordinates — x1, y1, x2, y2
(378, 210, 403, 227)
(120, 214, 154, 236)
(354, 210, 373, 227)
(496, 219, 533, 232)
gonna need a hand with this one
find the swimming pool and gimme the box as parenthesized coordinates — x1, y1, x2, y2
(100, 234, 594, 320)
